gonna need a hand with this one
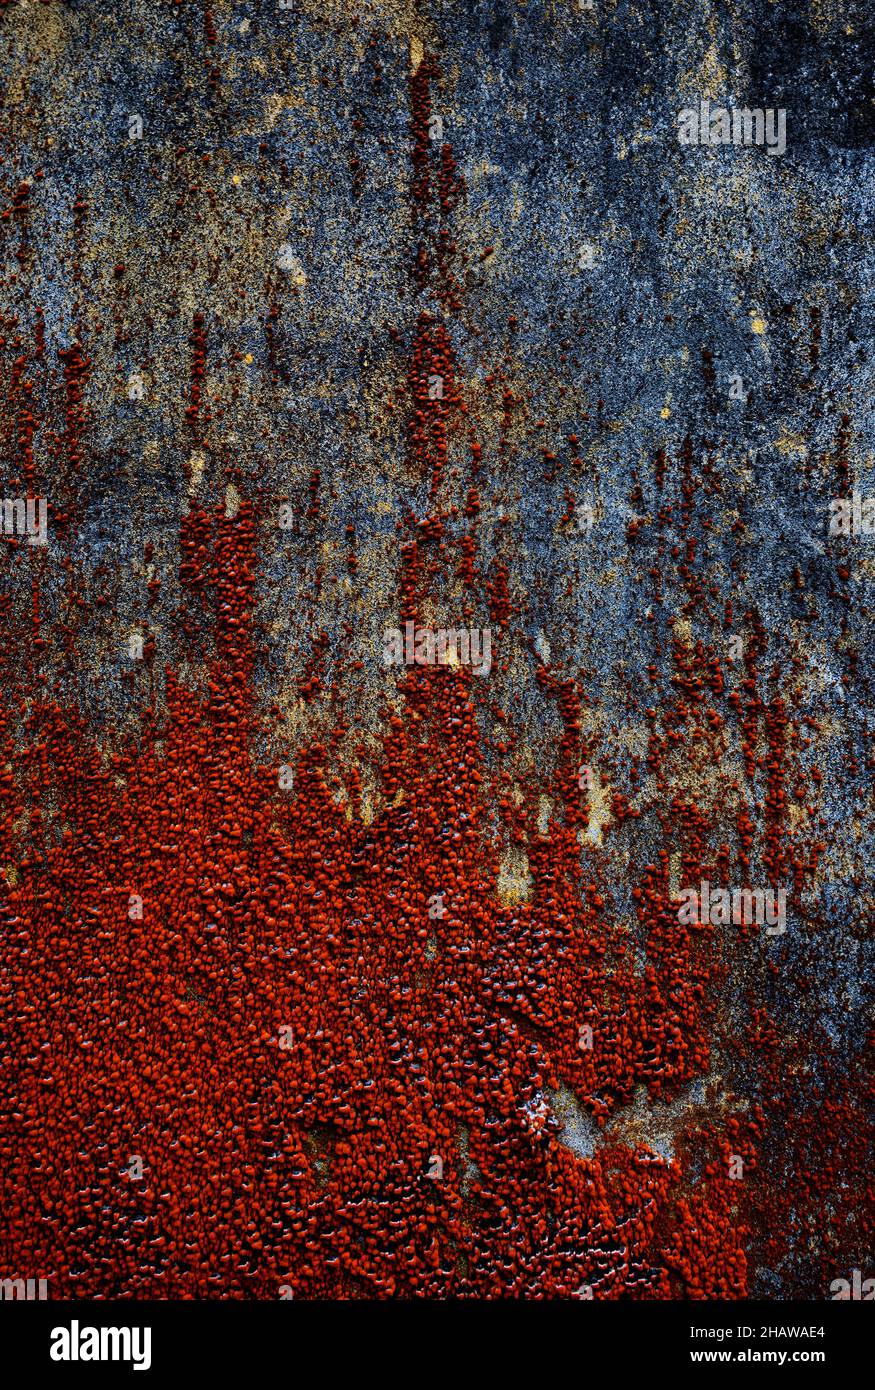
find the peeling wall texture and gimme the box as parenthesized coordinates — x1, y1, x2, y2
(0, 0, 873, 1300)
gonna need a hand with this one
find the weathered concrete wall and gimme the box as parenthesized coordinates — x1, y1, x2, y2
(0, 0, 871, 1299)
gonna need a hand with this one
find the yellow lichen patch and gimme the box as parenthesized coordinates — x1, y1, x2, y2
(774, 433, 807, 457)
(579, 767, 612, 848)
(701, 40, 728, 98)
(678, 35, 728, 104)
(188, 452, 206, 494)
(497, 849, 533, 906)
(264, 92, 308, 131)
(669, 850, 682, 898)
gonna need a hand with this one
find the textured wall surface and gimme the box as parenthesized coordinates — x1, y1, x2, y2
(0, 0, 872, 1299)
